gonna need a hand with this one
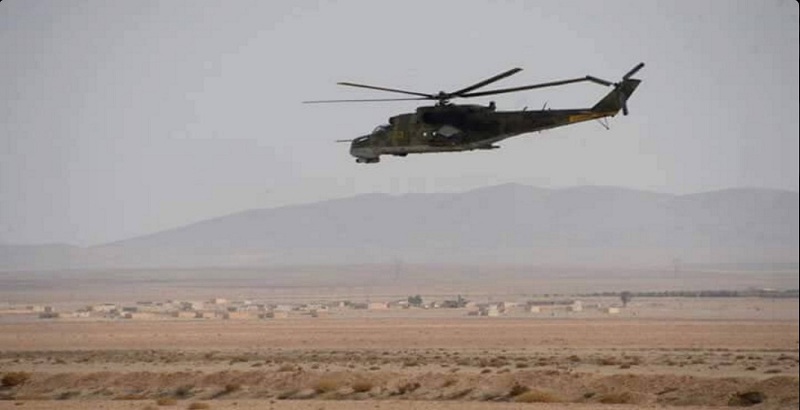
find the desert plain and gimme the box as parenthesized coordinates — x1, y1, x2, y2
(0, 266, 797, 410)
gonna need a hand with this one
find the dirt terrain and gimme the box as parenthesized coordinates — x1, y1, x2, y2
(1, 268, 798, 409)
(1, 314, 798, 410)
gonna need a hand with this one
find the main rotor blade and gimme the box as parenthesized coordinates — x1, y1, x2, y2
(585, 75, 613, 87)
(618, 92, 628, 115)
(449, 67, 523, 97)
(303, 97, 429, 104)
(337, 82, 433, 98)
(459, 77, 594, 98)
(623, 62, 645, 80)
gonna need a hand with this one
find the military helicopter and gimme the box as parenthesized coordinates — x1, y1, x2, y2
(304, 63, 644, 163)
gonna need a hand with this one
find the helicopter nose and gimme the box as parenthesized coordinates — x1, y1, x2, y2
(350, 146, 375, 157)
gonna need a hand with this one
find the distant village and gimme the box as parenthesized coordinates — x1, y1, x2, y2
(2, 286, 791, 322)
(0, 295, 627, 321)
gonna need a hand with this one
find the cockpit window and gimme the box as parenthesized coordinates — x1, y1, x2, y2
(372, 124, 390, 134)
(352, 135, 370, 147)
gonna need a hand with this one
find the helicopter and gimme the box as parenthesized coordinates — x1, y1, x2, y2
(304, 63, 644, 163)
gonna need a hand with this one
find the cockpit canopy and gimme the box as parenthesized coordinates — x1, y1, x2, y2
(352, 135, 370, 148)
(372, 124, 391, 134)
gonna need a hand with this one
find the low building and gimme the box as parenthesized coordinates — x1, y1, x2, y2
(388, 299, 410, 309)
(310, 309, 330, 318)
(567, 301, 583, 312)
(368, 302, 389, 310)
(262, 310, 289, 319)
(479, 305, 501, 317)
(198, 311, 216, 319)
(125, 312, 155, 320)
(92, 303, 117, 313)
(225, 311, 252, 320)
(178, 301, 204, 311)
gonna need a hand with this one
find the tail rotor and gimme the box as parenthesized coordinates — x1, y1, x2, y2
(619, 62, 645, 115)
(590, 63, 645, 116)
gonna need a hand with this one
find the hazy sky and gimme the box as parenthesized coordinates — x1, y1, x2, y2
(1, 0, 798, 246)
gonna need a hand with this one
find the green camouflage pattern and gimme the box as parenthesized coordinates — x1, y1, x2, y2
(350, 78, 640, 163)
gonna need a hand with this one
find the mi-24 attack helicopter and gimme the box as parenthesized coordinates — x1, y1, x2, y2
(304, 63, 644, 163)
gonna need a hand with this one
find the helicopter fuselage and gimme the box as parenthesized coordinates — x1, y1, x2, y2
(304, 63, 644, 163)
(350, 104, 615, 163)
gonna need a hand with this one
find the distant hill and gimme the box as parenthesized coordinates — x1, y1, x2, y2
(2, 185, 797, 271)
(0, 243, 85, 271)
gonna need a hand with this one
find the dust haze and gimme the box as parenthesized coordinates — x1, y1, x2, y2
(1, 1, 798, 410)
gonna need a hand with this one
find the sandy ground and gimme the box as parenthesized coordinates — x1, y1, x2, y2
(1, 274, 798, 410)
(0, 399, 764, 410)
(1, 315, 798, 409)
(0, 317, 798, 351)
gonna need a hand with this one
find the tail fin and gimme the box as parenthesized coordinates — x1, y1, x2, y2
(591, 78, 641, 115)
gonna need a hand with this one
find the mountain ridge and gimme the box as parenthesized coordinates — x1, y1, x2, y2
(1, 185, 797, 271)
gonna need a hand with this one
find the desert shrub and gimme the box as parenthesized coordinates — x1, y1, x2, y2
(515, 390, 562, 403)
(188, 402, 210, 410)
(229, 356, 248, 364)
(173, 385, 194, 399)
(277, 364, 295, 372)
(351, 380, 373, 393)
(155, 397, 177, 406)
(223, 384, 240, 394)
(276, 389, 297, 400)
(599, 391, 634, 404)
(56, 390, 80, 400)
(114, 394, 147, 400)
(447, 388, 473, 399)
(396, 382, 421, 395)
(627, 355, 643, 365)
(1, 372, 31, 387)
(728, 391, 766, 406)
(480, 391, 503, 401)
(441, 378, 457, 388)
(508, 383, 530, 397)
(598, 357, 619, 366)
(313, 377, 340, 394)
